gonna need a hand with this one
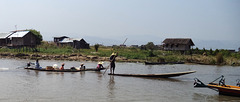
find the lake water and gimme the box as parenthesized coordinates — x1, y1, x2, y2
(0, 58, 240, 102)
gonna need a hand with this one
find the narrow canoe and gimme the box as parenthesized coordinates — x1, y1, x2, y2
(145, 61, 184, 65)
(207, 83, 240, 97)
(24, 67, 105, 72)
(108, 70, 196, 78)
(194, 76, 240, 97)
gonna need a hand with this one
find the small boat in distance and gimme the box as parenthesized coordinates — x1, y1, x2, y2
(194, 75, 240, 97)
(108, 70, 196, 78)
(144, 61, 184, 65)
(24, 67, 105, 72)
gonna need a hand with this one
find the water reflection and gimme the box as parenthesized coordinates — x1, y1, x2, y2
(79, 71, 85, 78)
(96, 72, 103, 82)
(25, 70, 39, 77)
(192, 93, 217, 102)
(146, 77, 182, 82)
(1, 59, 240, 102)
(107, 76, 115, 99)
(192, 92, 240, 102)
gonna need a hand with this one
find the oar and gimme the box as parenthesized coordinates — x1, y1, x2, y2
(16, 62, 35, 69)
(103, 54, 117, 75)
(16, 65, 27, 69)
(103, 65, 110, 75)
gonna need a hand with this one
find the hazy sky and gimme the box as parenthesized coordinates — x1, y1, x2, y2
(1, 0, 240, 49)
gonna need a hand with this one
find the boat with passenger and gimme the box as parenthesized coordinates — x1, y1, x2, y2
(24, 67, 105, 72)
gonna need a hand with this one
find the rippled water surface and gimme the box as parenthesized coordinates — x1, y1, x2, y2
(0, 58, 240, 102)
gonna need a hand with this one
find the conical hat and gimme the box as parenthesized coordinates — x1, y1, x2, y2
(98, 62, 104, 64)
(111, 52, 117, 56)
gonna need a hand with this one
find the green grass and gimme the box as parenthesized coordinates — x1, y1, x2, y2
(1, 42, 240, 65)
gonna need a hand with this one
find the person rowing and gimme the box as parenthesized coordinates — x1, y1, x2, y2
(110, 52, 118, 74)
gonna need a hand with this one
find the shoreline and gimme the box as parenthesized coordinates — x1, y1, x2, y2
(1, 52, 239, 66)
(0, 52, 143, 63)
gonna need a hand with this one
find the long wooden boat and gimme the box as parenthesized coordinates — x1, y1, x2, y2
(24, 67, 105, 72)
(108, 70, 196, 78)
(194, 76, 240, 97)
(145, 61, 184, 65)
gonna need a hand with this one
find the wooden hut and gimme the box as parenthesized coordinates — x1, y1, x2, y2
(59, 38, 90, 49)
(7, 30, 39, 47)
(0, 33, 12, 47)
(162, 38, 195, 51)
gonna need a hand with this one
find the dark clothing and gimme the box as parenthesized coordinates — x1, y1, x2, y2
(110, 55, 117, 74)
(27, 62, 31, 68)
(110, 62, 115, 68)
(110, 55, 116, 62)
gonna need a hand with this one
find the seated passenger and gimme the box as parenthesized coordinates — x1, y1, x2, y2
(97, 62, 104, 70)
(35, 59, 42, 69)
(53, 64, 59, 70)
(60, 63, 65, 70)
(80, 63, 85, 70)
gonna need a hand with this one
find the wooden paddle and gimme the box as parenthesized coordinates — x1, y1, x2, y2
(103, 53, 117, 75)
(16, 62, 34, 69)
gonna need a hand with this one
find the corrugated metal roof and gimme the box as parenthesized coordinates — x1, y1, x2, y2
(61, 38, 73, 43)
(54, 36, 69, 39)
(0, 32, 12, 39)
(8, 31, 29, 38)
(60, 38, 83, 43)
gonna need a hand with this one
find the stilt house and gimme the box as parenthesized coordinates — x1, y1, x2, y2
(162, 38, 195, 51)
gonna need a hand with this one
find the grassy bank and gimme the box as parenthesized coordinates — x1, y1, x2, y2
(0, 42, 240, 66)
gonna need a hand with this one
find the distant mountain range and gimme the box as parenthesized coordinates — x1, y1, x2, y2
(193, 39, 240, 51)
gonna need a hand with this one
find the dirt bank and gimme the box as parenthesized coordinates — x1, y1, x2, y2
(0, 52, 143, 62)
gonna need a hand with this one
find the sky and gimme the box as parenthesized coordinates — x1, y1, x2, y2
(1, 0, 240, 50)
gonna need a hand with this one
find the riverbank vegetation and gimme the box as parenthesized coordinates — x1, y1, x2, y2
(0, 41, 239, 66)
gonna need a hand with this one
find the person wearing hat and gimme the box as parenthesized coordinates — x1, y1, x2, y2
(110, 52, 118, 74)
(80, 63, 85, 70)
(60, 63, 65, 70)
(96, 62, 104, 70)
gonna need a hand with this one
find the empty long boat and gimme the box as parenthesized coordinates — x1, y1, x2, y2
(108, 70, 196, 78)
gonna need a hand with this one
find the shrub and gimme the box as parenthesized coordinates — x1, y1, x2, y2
(216, 53, 224, 64)
(94, 44, 100, 52)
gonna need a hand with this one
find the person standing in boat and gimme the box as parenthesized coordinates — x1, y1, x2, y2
(110, 52, 118, 74)
(35, 59, 41, 69)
